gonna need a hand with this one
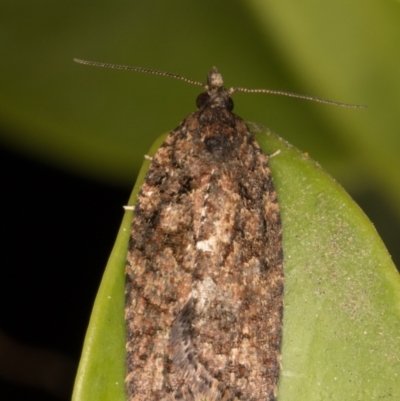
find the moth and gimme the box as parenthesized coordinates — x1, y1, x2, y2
(74, 58, 364, 401)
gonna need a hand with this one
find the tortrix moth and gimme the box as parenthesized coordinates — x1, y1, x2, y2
(74, 58, 365, 400)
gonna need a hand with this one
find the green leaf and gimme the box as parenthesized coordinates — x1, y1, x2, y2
(72, 126, 400, 401)
(253, 124, 400, 399)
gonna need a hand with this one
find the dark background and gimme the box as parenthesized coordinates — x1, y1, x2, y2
(0, 143, 127, 400)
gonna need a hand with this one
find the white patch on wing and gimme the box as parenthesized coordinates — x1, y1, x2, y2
(196, 236, 217, 252)
(190, 276, 217, 311)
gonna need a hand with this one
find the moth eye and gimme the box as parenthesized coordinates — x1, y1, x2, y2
(226, 97, 234, 111)
(196, 92, 235, 111)
(196, 92, 210, 109)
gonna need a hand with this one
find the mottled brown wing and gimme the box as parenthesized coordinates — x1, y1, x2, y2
(125, 107, 283, 401)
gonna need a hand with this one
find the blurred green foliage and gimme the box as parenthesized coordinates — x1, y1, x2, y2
(1, 1, 399, 251)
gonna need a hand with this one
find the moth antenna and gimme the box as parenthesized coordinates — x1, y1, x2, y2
(74, 59, 366, 108)
(229, 87, 367, 109)
(73, 58, 204, 87)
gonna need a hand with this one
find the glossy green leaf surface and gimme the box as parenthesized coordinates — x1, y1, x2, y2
(254, 126, 400, 399)
(72, 127, 400, 401)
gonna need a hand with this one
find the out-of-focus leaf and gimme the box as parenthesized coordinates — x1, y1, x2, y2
(1, 0, 400, 218)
